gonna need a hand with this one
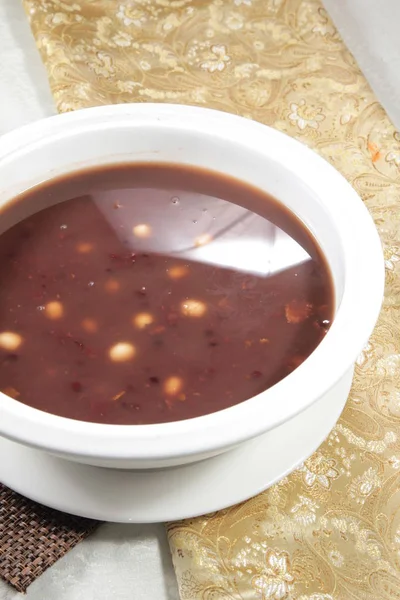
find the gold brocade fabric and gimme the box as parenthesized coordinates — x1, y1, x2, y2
(24, 0, 400, 598)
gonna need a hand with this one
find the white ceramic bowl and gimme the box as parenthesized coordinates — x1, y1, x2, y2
(0, 104, 384, 469)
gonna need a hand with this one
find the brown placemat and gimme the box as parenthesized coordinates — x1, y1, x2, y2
(0, 484, 98, 593)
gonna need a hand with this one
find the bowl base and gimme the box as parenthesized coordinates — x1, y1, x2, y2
(0, 371, 352, 522)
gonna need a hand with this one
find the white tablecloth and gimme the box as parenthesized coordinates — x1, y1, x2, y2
(323, 0, 400, 128)
(0, 0, 398, 598)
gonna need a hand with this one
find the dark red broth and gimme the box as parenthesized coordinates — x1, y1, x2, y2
(0, 164, 333, 424)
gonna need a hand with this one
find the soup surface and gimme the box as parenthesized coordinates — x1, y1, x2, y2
(0, 164, 333, 424)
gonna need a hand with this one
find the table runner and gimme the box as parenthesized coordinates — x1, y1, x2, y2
(2, 0, 399, 597)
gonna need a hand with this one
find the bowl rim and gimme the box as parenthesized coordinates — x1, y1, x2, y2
(0, 103, 385, 462)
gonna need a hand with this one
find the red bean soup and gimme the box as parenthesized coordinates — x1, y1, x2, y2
(0, 164, 334, 424)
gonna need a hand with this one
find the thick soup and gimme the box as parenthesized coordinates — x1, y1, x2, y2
(0, 164, 333, 424)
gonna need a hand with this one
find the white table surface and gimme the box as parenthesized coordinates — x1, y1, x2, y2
(0, 0, 398, 598)
(323, 0, 400, 129)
